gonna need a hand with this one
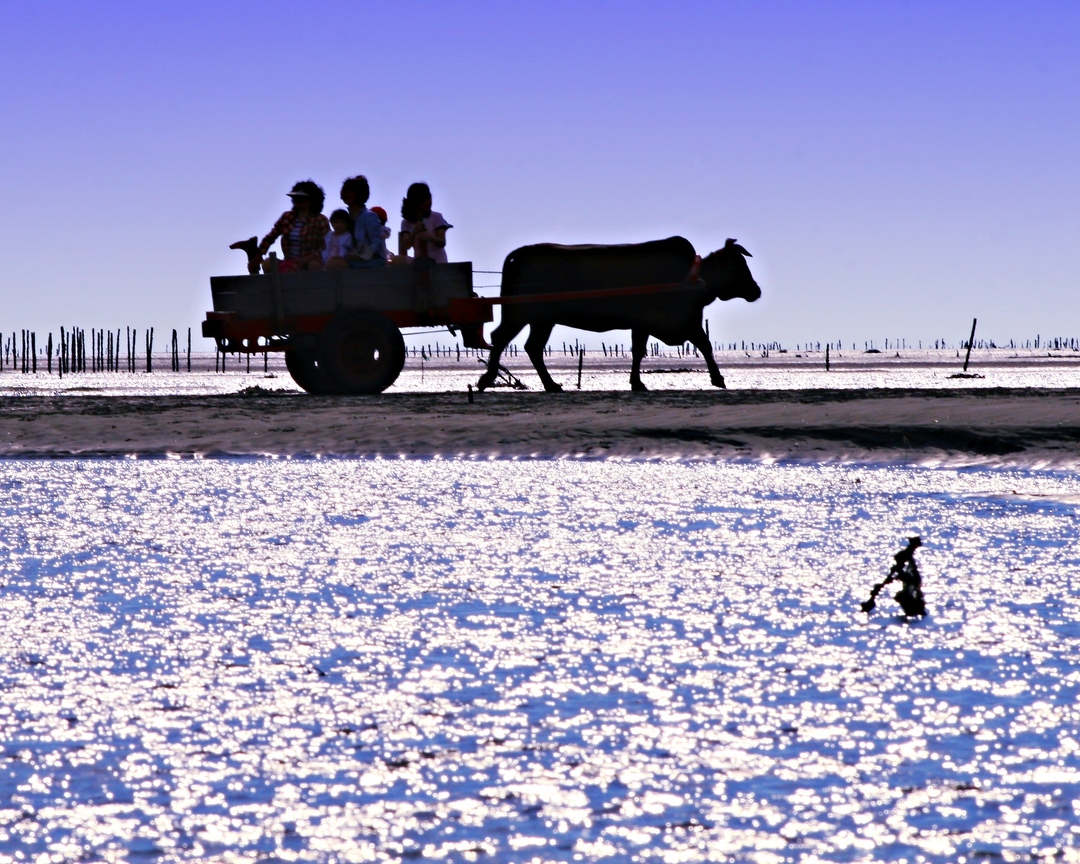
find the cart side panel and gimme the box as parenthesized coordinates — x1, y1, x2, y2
(208, 275, 249, 314)
(210, 263, 474, 321)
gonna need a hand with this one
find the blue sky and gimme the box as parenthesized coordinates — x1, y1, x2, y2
(1, 1, 1077, 348)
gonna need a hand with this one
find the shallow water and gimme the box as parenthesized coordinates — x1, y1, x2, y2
(1, 459, 1079, 862)
(1, 349, 1077, 396)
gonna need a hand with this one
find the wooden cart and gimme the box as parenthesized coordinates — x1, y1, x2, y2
(201, 262, 492, 394)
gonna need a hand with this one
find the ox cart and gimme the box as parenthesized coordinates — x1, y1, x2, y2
(202, 238, 756, 394)
(201, 261, 493, 394)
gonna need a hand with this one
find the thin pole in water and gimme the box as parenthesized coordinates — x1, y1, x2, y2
(963, 318, 977, 372)
(825, 344, 830, 372)
(577, 346, 584, 389)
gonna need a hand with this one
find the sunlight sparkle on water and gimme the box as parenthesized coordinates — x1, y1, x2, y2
(1, 459, 1079, 862)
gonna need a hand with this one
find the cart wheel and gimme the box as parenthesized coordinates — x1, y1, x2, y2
(317, 311, 405, 394)
(285, 348, 336, 394)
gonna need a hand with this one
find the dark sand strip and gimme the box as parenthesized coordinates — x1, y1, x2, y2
(1, 388, 1079, 467)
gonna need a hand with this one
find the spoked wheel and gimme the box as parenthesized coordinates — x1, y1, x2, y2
(317, 311, 406, 394)
(285, 347, 336, 394)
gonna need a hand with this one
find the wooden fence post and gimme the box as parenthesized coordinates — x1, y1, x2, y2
(963, 318, 977, 372)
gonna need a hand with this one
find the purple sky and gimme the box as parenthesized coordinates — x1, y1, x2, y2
(2, 1, 1077, 349)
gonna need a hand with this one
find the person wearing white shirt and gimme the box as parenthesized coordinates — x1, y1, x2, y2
(323, 209, 355, 267)
(398, 182, 452, 264)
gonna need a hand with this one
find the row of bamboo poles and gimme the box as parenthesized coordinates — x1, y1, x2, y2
(2, 328, 192, 376)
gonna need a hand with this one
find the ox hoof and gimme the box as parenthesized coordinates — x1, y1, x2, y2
(712, 376, 727, 390)
(476, 375, 495, 392)
(630, 380, 649, 393)
(543, 381, 564, 393)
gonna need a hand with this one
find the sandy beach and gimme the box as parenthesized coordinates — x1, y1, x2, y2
(1, 387, 1078, 467)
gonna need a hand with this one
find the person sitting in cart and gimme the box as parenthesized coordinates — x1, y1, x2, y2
(399, 182, 451, 263)
(337, 175, 387, 269)
(370, 206, 393, 262)
(256, 180, 330, 272)
(322, 209, 355, 267)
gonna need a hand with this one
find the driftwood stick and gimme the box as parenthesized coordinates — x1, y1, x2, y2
(861, 536, 926, 616)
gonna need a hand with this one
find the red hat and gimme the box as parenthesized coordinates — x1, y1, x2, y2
(370, 206, 388, 223)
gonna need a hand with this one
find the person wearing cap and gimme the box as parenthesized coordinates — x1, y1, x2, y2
(336, 175, 387, 269)
(256, 180, 330, 272)
(369, 206, 393, 262)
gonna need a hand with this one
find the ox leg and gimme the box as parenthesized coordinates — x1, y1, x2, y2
(689, 326, 726, 389)
(524, 323, 562, 392)
(630, 329, 650, 392)
(477, 320, 523, 391)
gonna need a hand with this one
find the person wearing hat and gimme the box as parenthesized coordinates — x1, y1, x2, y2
(369, 206, 393, 262)
(255, 180, 330, 272)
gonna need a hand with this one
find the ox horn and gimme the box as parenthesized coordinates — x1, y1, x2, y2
(724, 238, 752, 257)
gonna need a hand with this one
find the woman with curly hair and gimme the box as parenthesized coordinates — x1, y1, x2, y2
(255, 180, 330, 272)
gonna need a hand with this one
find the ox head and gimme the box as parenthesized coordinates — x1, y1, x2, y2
(699, 238, 761, 302)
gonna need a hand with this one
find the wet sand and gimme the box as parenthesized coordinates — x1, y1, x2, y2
(1, 388, 1079, 468)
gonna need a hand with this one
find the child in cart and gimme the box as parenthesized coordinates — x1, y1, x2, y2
(370, 206, 394, 262)
(323, 209, 355, 269)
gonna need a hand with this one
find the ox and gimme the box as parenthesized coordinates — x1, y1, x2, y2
(476, 236, 761, 392)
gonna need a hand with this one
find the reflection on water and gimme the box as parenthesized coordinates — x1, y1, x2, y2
(1, 459, 1079, 861)
(0, 349, 1077, 396)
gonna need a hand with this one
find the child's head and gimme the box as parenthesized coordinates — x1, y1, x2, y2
(329, 209, 352, 233)
(370, 206, 388, 225)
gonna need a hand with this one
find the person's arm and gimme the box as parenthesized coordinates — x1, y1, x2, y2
(398, 223, 414, 257)
(428, 225, 448, 249)
(418, 214, 451, 249)
(312, 215, 330, 254)
(258, 212, 290, 255)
